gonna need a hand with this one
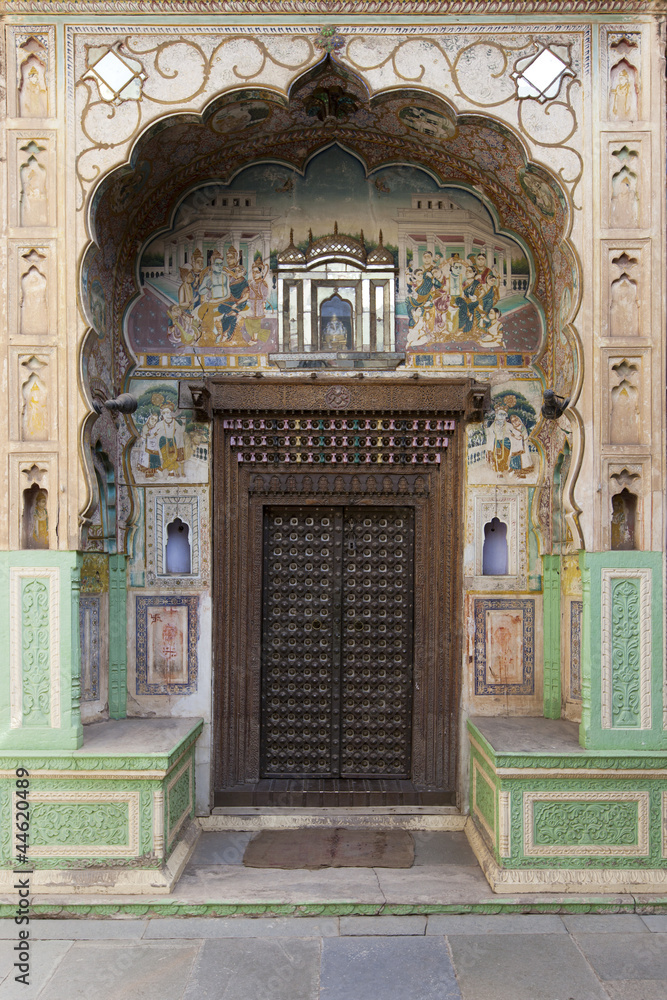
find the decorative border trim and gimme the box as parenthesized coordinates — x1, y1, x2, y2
(467, 818, 667, 895)
(600, 567, 652, 730)
(570, 599, 583, 701)
(498, 789, 511, 857)
(9, 567, 60, 730)
(663, 790, 667, 860)
(14, 790, 141, 859)
(79, 596, 100, 702)
(5, 1, 662, 12)
(145, 487, 210, 588)
(153, 787, 165, 857)
(135, 595, 199, 695)
(472, 758, 496, 843)
(166, 754, 193, 850)
(467, 488, 527, 590)
(523, 790, 650, 858)
(473, 597, 535, 696)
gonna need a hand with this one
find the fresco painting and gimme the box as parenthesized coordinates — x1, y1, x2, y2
(130, 146, 542, 362)
(129, 380, 209, 485)
(467, 383, 541, 485)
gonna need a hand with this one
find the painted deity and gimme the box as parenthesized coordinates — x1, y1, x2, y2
(137, 411, 162, 477)
(156, 404, 186, 476)
(609, 60, 638, 120)
(26, 488, 49, 549)
(474, 391, 538, 482)
(611, 168, 639, 228)
(22, 374, 47, 440)
(19, 55, 48, 118)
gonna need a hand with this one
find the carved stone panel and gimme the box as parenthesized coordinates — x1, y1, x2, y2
(7, 26, 55, 120)
(9, 348, 56, 442)
(9, 133, 56, 230)
(604, 30, 642, 123)
(602, 135, 649, 232)
(601, 242, 649, 341)
(600, 567, 652, 731)
(601, 350, 649, 450)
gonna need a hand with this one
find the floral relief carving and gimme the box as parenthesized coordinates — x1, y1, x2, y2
(168, 766, 191, 832)
(533, 799, 638, 847)
(610, 579, 641, 727)
(522, 790, 650, 859)
(601, 567, 652, 731)
(21, 578, 51, 726)
(31, 802, 128, 847)
(17, 789, 142, 858)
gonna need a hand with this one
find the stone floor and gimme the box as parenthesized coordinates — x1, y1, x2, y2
(2, 912, 667, 999)
(5, 830, 664, 915)
(2, 835, 667, 997)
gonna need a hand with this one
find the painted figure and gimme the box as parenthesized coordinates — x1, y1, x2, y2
(507, 414, 533, 477)
(137, 412, 162, 477)
(22, 374, 48, 440)
(30, 489, 49, 548)
(609, 61, 638, 120)
(611, 167, 639, 228)
(157, 404, 185, 476)
(486, 406, 511, 475)
(19, 55, 48, 118)
(322, 314, 348, 347)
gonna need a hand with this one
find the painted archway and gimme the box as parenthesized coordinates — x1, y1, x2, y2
(80, 54, 582, 555)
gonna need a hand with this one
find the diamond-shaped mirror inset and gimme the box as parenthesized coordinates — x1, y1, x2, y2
(94, 50, 134, 91)
(85, 45, 145, 104)
(512, 46, 574, 103)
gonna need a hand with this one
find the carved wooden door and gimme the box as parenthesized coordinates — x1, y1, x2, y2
(260, 505, 414, 778)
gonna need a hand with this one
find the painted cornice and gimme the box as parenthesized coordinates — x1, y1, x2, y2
(3, 1, 665, 16)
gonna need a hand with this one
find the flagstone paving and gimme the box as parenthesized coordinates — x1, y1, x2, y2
(1, 914, 667, 999)
(2, 834, 667, 997)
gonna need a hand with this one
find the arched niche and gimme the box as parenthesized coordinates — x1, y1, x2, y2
(78, 54, 581, 550)
(482, 517, 508, 576)
(165, 517, 192, 575)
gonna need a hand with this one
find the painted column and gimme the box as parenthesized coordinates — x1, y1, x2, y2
(542, 554, 561, 719)
(108, 554, 127, 719)
(0, 551, 83, 751)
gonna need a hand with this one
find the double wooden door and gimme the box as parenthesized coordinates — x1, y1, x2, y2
(260, 505, 415, 779)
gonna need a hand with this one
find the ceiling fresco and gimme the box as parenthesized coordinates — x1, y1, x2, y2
(82, 55, 578, 387)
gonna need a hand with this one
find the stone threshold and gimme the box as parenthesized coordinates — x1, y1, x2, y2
(204, 808, 464, 831)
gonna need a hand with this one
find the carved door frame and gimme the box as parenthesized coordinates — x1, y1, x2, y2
(191, 375, 489, 803)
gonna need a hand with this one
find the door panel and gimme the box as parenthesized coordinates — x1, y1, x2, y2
(341, 508, 413, 778)
(260, 505, 414, 779)
(260, 507, 343, 777)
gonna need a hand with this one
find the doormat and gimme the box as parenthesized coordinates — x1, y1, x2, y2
(243, 828, 415, 869)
